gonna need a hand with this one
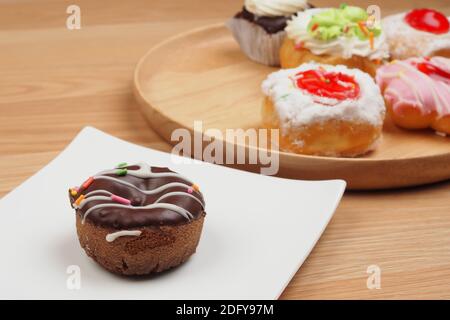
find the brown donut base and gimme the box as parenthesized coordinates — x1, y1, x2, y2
(385, 99, 450, 135)
(76, 213, 205, 275)
(279, 38, 380, 77)
(262, 97, 383, 157)
(428, 49, 450, 59)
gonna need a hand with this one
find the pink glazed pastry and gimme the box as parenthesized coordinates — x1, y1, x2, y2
(376, 56, 450, 135)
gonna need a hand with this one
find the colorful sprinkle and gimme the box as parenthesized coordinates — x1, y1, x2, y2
(111, 194, 131, 205)
(311, 23, 319, 31)
(74, 194, 85, 206)
(369, 31, 374, 50)
(82, 177, 94, 189)
(192, 184, 200, 192)
(358, 21, 369, 36)
(115, 168, 127, 176)
(187, 187, 193, 194)
(116, 162, 128, 168)
(70, 188, 78, 197)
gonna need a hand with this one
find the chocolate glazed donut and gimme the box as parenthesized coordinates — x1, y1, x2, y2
(69, 162, 206, 275)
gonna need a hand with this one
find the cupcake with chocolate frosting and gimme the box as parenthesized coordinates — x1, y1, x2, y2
(227, 0, 312, 66)
(68, 162, 206, 275)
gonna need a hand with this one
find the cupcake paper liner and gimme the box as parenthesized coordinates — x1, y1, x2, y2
(226, 17, 286, 67)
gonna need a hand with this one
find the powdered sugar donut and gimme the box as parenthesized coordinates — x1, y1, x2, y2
(262, 63, 386, 157)
(376, 57, 450, 135)
(382, 8, 450, 60)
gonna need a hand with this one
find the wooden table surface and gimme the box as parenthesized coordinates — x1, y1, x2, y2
(1, 0, 450, 299)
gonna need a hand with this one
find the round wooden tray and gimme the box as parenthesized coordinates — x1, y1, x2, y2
(134, 24, 450, 190)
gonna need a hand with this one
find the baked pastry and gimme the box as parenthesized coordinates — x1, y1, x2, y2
(68, 162, 206, 275)
(281, 5, 389, 76)
(227, 0, 312, 66)
(376, 57, 450, 135)
(262, 63, 386, 157)
(382, 8, 450, 60)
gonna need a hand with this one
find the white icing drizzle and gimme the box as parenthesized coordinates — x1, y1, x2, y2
(80, 189, 204, 212)
(92, 176, 191, 196)
(105, 230, 142, 242)
(82, 202, 193, 224)
(85, 190, 113, 197)
(77, 195, 111, 210)
(99, 162, 193, 183)
(76, 163, 204, 227)
(155, 191, 204, 207)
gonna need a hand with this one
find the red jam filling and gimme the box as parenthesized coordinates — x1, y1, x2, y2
(405, 8, 450, 34)
(294, 70, 360, 101)
(416, 61, 450, 79)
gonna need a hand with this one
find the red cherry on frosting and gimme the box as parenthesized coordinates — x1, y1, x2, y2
(405, 8, 450, 34)
(416, 62, 450, 80)
(294, 70, 360, 101)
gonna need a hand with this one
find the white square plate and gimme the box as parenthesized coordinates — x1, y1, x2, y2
(0, 127, 345, 299)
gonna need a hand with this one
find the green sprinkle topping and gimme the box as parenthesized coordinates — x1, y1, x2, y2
(115, 168, 128, 176)
(307, 5, 381, 41)
(116, 162, 128, 168)
(279, 94, 290, 100)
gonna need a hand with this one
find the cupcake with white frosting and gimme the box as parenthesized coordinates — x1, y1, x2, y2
(280, 4, 390, 76)
(227, 0, 313, 67)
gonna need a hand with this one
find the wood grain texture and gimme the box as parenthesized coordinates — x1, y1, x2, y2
(1, 0, 450, 299)
(134, 24, 450, 189)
